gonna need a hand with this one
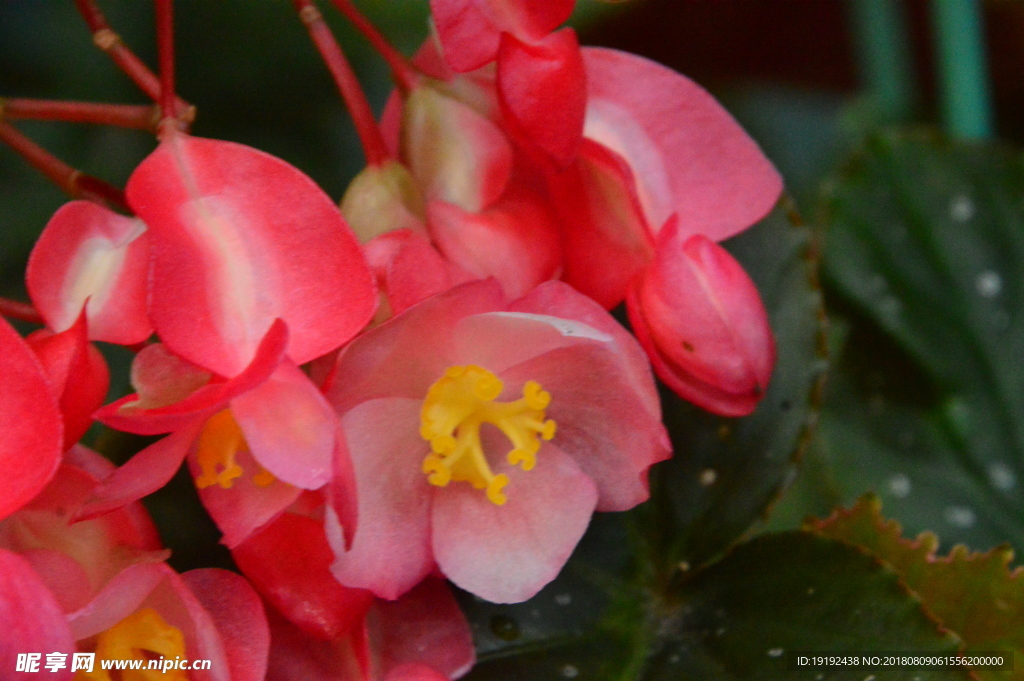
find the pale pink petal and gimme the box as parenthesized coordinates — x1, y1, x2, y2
(18, 549, 92, 613)
(501, 344, 670, 511)
(432, 442, 597, 603)
(370, 578, 475, 679)
(331, 399, 434, 601)
(129, 343, 212, 409)
(232, 512, 374, 640)
(0, 549, 75, 677)
(544, 139, 655, 308)
(497, 28, 586, 166)
(126, 132, 375, 376)
(231, 359, 336, 490)
(67, 561, 169, 639)
(182, 568, 271, 681)
(27, 200, 152, 344)
(0, 317, 63, 521)
(325, 280, 505, 414)
(189, 444, 303, 549)
(75, 423, 200, 522)
(627, 224, 775, 416)
(509, 280, 660, 416)
(582, 47, 782, 242)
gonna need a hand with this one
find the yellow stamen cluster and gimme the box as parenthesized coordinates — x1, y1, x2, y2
(419, 365, 556, 505)
(75, 608, 188, 681)
(195, 409, 275, 489)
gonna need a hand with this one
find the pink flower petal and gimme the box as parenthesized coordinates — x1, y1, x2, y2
(325, 280, 505, 414)
(426, 189, 561, 300)
(67, 561, 169, 639)
(231, 359, 336, 490)
(0, 549, 75, 677)
(544, 139, 655, 308)
(432, 442, 597, 603)
(497, 28, 586, 166)
(126, 132, 375, 376)
(27, 200, 152, 344)
(27, 317, 110, 449)
(96, 319, 288, 436)
(0, 317, 63, 521)
(364, 229, 472, 318)
(190, 444, 303, 549)
(627, 224, 775, 416)
(501, 344, 670, 511)
(402, 87, 513, 213)
(232, 512, 374, 640)
(331, 399, 434, 601)
(582, 47, 783, 242)
(75, 423, 200, 522)
(370, 578, 475, 679)
(265, 609, 367, 681)
(182, 568, 271, 681)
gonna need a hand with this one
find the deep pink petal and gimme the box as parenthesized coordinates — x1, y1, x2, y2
(370, 578, 475, 679)
(432, 442, 597, 603)
(182, 568, 271, 681)
(233, 512, 374, 640)
(126, 132, 375, 376)
(0, 317, 63, 521)
(331, 399, 434, 601)
(96, 319, 288, 435)
(501, 344, 670, 511)
(364, 229, 472, 318)
(544, 139, 655, 308)
(426, 189, 561, 300)
(27, 200, 152, 344)
(430, 0, 502, 72)
(27, 317, 110, 449)
(190, 444, 303, 549)
(627, 224, 775, 416)
(265, 609, 367, 681)
(325, 280, 505, 414)
(328, 426, 359, 550)
(402, 87, 512, 213)
(18, 549, 92, 613)
(231, 359, 336, 490)
(497, 28, 586, 166)
(582, 47, 783, 242)
(385, 664, 449, 681)
(75, 423, 199, 522)
(0, 549, 75, 677)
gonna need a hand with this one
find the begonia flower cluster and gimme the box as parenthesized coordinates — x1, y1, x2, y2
(1, 0, 782, 678)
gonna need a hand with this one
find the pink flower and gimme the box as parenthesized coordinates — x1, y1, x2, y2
(0, 447, 270, 681)
(322, 280, 670, 603)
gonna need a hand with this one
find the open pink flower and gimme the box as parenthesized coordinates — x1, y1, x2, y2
(322, 280, 669, 603)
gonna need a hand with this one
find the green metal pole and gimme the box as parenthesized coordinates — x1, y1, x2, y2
(930, 0, 994, 139)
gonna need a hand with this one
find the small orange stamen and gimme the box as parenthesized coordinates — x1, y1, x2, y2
(194, 409, 276, 489)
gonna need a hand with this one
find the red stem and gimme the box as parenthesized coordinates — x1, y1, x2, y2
(154, 0, 180, 134)
(74, 0, 193, 123)
(328, 0, 418, 92)
(0, 298, 44, 326)
(294, 0, 390, 166)
(0, 121, 129, 211)
(1, 99, 158, 131)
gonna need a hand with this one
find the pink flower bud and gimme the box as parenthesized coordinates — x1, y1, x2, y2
(627, 218, 775, 417)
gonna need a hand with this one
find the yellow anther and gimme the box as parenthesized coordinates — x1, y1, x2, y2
(75, 608, 188, 681)
(419, 365, 556, 506)
(195, 409, 276, 489)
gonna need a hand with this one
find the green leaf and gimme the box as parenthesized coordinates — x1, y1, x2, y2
(808, 494, 1024, 680)
(818, 129, 1024, 551)
(462, 528, 969, 681)
(640, 201, 827, 575)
